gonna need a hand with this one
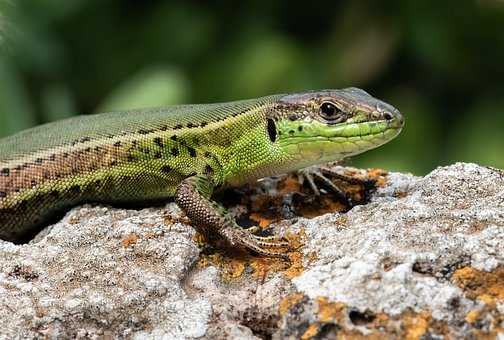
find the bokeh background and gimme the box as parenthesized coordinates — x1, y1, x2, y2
(0, 1, 503, 175)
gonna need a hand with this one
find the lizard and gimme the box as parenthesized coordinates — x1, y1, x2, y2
(0, 88, 403, 258)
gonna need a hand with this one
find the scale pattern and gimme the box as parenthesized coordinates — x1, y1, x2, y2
(0, 89, 403, 256)
(0, 96, 280, 241)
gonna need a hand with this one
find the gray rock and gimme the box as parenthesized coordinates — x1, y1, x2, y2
(0, 162, 503, 339)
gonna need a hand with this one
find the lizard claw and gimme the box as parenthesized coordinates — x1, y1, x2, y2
(221, 226, 291, 259)
(298, 167, 321, 196)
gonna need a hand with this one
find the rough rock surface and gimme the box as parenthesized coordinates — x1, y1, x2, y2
(0, 162, 503, 339)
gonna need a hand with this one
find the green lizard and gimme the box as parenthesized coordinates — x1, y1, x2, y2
(0, 88, 403, 257)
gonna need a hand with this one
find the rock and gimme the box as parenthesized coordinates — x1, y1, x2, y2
(0, 162, 503, 339)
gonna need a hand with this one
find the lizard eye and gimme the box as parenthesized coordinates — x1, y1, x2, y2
(319, 102, 343, 121)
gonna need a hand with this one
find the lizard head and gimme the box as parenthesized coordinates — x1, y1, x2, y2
(268, 88, 404, 167)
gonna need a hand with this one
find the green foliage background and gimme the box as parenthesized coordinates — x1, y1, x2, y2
(0, 1, 503, 174)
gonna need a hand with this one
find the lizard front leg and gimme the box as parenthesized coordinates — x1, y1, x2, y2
(175, 175, 290, 258)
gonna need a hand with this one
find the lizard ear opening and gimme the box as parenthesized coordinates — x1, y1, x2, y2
(267, 118, 277, 143)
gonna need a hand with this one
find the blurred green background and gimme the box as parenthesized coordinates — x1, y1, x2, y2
(0, 0, 503, 174)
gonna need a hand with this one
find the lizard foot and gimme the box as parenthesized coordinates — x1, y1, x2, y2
(298, 165, 376, 208)
(221, 226, 291, 259)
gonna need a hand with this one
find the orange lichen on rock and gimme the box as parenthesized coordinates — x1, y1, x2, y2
(366, 168, 388, 177)
(249, 257, 273, 280)
(402, 310, 431, 340)
(278, 175, 303, 195)
(246, 192, 274, 211)
(297, 197, 346, 218)
(278, 294, 453, 340)
(197, 253, 247, 281)
(300, 324, 319, 339)
(279, 293, 305, 316)
(250, 256, 289, 280)
(304, 297, 384, 339)
(223, 258, 246, 279)
(367, 168, 388, 187)
(196, 247, 291, 281)
(452, 267, 504, 339)
(249, 212, 273, 228)
(465, 309, 480, 324)
(452, 266, 504, 304)
(283, 251, 304, 279)
(121, 233, 138, 247)
(279, 296, 348, 340)
(280, 228, 306, 278)
(316, 297, 347, 324)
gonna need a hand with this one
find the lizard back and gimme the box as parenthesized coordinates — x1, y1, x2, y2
(0, 95, 280, 242)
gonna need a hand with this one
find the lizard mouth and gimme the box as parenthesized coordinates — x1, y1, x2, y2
(279, 119, 402, 148)
(276, 118, 403, 165)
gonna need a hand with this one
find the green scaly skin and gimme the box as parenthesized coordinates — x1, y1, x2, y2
(0, 88, 403, 257)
